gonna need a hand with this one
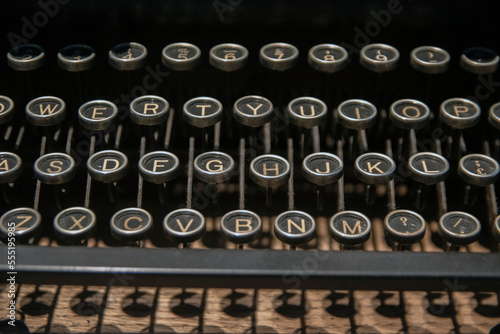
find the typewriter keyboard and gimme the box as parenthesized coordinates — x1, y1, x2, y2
(0, 39, 500, 293)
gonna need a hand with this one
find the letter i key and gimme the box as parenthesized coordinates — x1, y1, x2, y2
(337, 99, 377, 159)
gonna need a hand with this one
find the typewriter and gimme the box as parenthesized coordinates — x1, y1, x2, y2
(1, 0, 500, 333)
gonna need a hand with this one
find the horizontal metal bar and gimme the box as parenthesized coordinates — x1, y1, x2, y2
(1, 246, 499, 291)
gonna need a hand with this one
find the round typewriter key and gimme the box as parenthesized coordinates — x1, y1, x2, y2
(87, 150, 129, 183)
(57, 44, 96, 72)
(183, 97, 223, 128)
(0, 96, 15, 125)
(337, 99, 377, 130)
(308, 44, 349, 73)
(458, 154, 500, 186)
(329, 211, 371, 246)
(34, 153, 76, 185)
(488, 102, 500, 130)
(163, 208, 206, 243)
(360, 43, 399, 73)
(408, 152, 449, 185)
(249, 154, 290, 188)
(493, 215, 500, 242)
(210, 43, 249, 72)
(440, 98, 481, 130)
(274, 210, 315, 246)
(110, 208, 153, 243)
(410, 46, 450, 74)
(286, 97, 328, 129)
(220, 210, 262, 245)
(53, 207, 96, 242)
(109, 42, 148, 71)
(460, 47, 499, 75)
(129, 95, 169, 126)
(7, 44, 45, 71)
(0, 152, 22, 184)
(26, 96, 66, 127)
(139, 151, 180, 184)
(0, 207, 41, 241)
(194, 151, 234, 184)
(389, 99, 430, 130)
(302, 152, 343, 186)
(233, 95, 274, 127)
(383, 210, 426, 245)
(78, 100, 118, 130)
(162, 42, 201, 71)
(355, 152, 396, 205)
(259, 42, 299, 71)
(438, 211, 481, 246)
(354, 152, 396, 185)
